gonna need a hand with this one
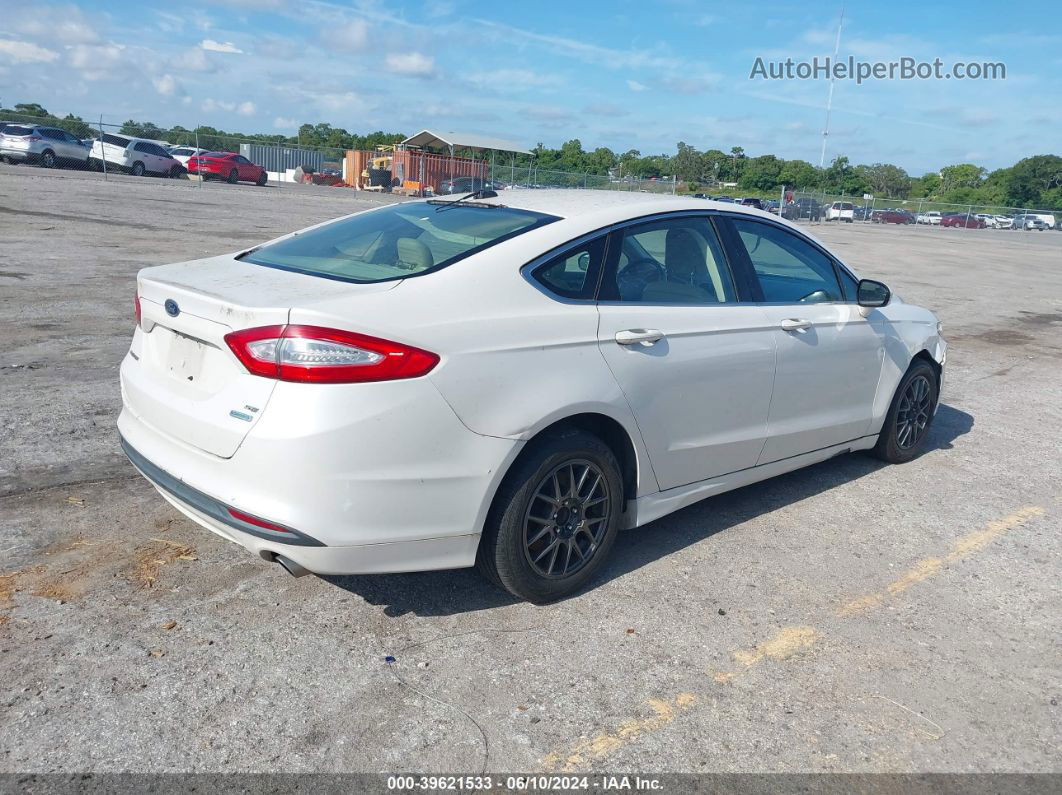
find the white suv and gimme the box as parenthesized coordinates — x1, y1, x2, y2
(90, 134, 184, 177)
(826, 201, 854, 223)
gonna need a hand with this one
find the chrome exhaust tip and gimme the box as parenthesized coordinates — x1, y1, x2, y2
(273, 554, 310, 578)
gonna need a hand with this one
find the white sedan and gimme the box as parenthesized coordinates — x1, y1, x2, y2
(119, 191, 946, 602)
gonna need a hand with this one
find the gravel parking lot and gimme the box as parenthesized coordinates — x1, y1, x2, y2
(1, 164, 1059, 775)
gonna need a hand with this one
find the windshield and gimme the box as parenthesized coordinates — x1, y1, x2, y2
(241, 201, 559, 284)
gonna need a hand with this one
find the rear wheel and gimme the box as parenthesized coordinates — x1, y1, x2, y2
(227, 169, 239, 184)
(131, 161, 145, 177)
(41, 150, 56, 168)
(872, 360, 938, 464)
(476, 430, 623, 603)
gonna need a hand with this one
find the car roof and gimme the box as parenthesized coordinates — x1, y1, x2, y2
(437, 188, 780, 223)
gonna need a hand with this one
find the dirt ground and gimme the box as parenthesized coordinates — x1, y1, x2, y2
(1, 164, 1060, 774)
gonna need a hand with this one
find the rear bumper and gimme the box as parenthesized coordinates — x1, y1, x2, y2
(118, 355, 523, 575)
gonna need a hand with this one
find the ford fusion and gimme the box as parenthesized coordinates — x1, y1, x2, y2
(119, 191, 945, 603)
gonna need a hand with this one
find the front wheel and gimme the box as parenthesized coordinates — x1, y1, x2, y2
(256, 171, 267, 186)
(476, 430, 623, 603)
(872, 361, 938, 464)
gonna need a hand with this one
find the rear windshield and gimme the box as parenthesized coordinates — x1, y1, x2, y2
(2, 126, 34, 136)
(241, 201, 559, 284)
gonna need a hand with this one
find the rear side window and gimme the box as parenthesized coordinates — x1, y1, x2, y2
(531, 236, 607, 300)
(241, 202, 559, 284)
(102, 134, 131, 147)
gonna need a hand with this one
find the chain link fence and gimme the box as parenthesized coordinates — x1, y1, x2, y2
(0, 109, 677, 198)
(785, 188, 1060, 232)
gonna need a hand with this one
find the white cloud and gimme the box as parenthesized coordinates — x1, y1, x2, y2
(321, 20, 369, 53)
(66, 42, 126, 79)
(201, 39, 243, 54)
(274, 116, 297, 129)
(627, 79, 648, 92)
(0, 39, 59, 64)
(385, 52, 435, 77)
(152, 74, 178, 96)
(237, 101, 256, 116)
(172, 47, 215, 73)
(660, 72, 721, 95)
(468, 68, 564, 90)
(202, 98, 235, 112)
(8, 6, 99, 44)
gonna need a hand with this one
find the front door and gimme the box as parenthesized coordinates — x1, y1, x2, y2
(724, 216, 885, 464)
(595, 214, 777, 490)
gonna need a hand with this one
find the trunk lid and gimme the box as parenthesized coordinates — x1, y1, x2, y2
(127, 254, 399, 458)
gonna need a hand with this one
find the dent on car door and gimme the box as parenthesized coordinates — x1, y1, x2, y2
(595, 215, 777, 490)
(721, 216, 885, 464)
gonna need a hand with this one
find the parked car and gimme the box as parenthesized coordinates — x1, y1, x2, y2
(872, 209, 915, 225)
(781, 198, 822, 221)
(1027, 212, 1057, 230)
(1011, 214, 1047, 231)
(993, 215, 1014, 229)
(763, 199, 780, 214)
(89, 133, 184, 177)
(713, 196, 737, 203)
(940, 213, 986, 229)
(437, 176, 506, 194)
(187, 152, 268, 185)
(167, 146, 207, 167)
(0, 124, 91, 168)
(119, 190, 945, 602)
(916, 211, 942, 225)
(826, 201, 855, 223)
(740, 197, 764, 211)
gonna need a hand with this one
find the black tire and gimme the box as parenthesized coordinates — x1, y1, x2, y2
(131, 161, 145, 177)
(169, 165, 183, 179)
(872, 360, 939, 464)
(227, 169, 239, 184)
(256, 171, 267, 186)
(41, 150, 56, 168)
(476, 430, 624, 603)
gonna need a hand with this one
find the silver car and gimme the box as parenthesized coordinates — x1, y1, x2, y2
(0, 124, 91, 169)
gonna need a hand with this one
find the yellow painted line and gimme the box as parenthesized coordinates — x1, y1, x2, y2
(542, 506, 1045, 770)
(732, 625, 818, 666)
(541, 693, 697, 772)
(839, 506, 1044, 616)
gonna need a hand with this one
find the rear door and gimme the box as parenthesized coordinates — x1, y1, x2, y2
(595, 213, 776, 490)
(721, 216, 884, 463)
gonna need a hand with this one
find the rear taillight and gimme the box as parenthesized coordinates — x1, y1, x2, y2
(227, 507, 292, 535)
(134, 292, 142, 328)
(224, 325, 439, 384)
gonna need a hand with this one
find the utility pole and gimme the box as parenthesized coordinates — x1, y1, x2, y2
(820, 6, 845, 168)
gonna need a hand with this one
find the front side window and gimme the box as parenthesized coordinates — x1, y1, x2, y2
(600, 216, 737, 304)
(730, 218, 842, 303)
(241, 202, 558, 284)
(530, 236, 607, 300)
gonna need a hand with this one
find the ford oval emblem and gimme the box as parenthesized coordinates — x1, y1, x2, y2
(164, 299, 180, 317)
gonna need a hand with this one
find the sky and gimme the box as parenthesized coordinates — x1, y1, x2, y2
(0, 0, 1058, 175)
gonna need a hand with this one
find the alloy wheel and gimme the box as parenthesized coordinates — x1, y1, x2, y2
(523, 460, 611, 579)
(896, 375, 933, 449)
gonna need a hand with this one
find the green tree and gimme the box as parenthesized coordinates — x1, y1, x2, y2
(855, 163, 911, 198)
(778, 159, 819, 190)
(739, 154, 783, 191)
(939, 163, 986, 193)
(14, 103, 49, 117)
(1005, 155, 1062, 208)
(908, 172, 941, 198)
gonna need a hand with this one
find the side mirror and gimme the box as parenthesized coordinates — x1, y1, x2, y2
(857, 279, 890, 308)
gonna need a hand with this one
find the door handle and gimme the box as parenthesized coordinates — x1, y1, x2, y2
(780, 318, 812, 333)
(615, 328, 665, 347)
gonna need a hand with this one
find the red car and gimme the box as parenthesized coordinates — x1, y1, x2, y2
(187, 152, 268, 185)
(872, 209, 916, 225)
(940, 213, 986, 229)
